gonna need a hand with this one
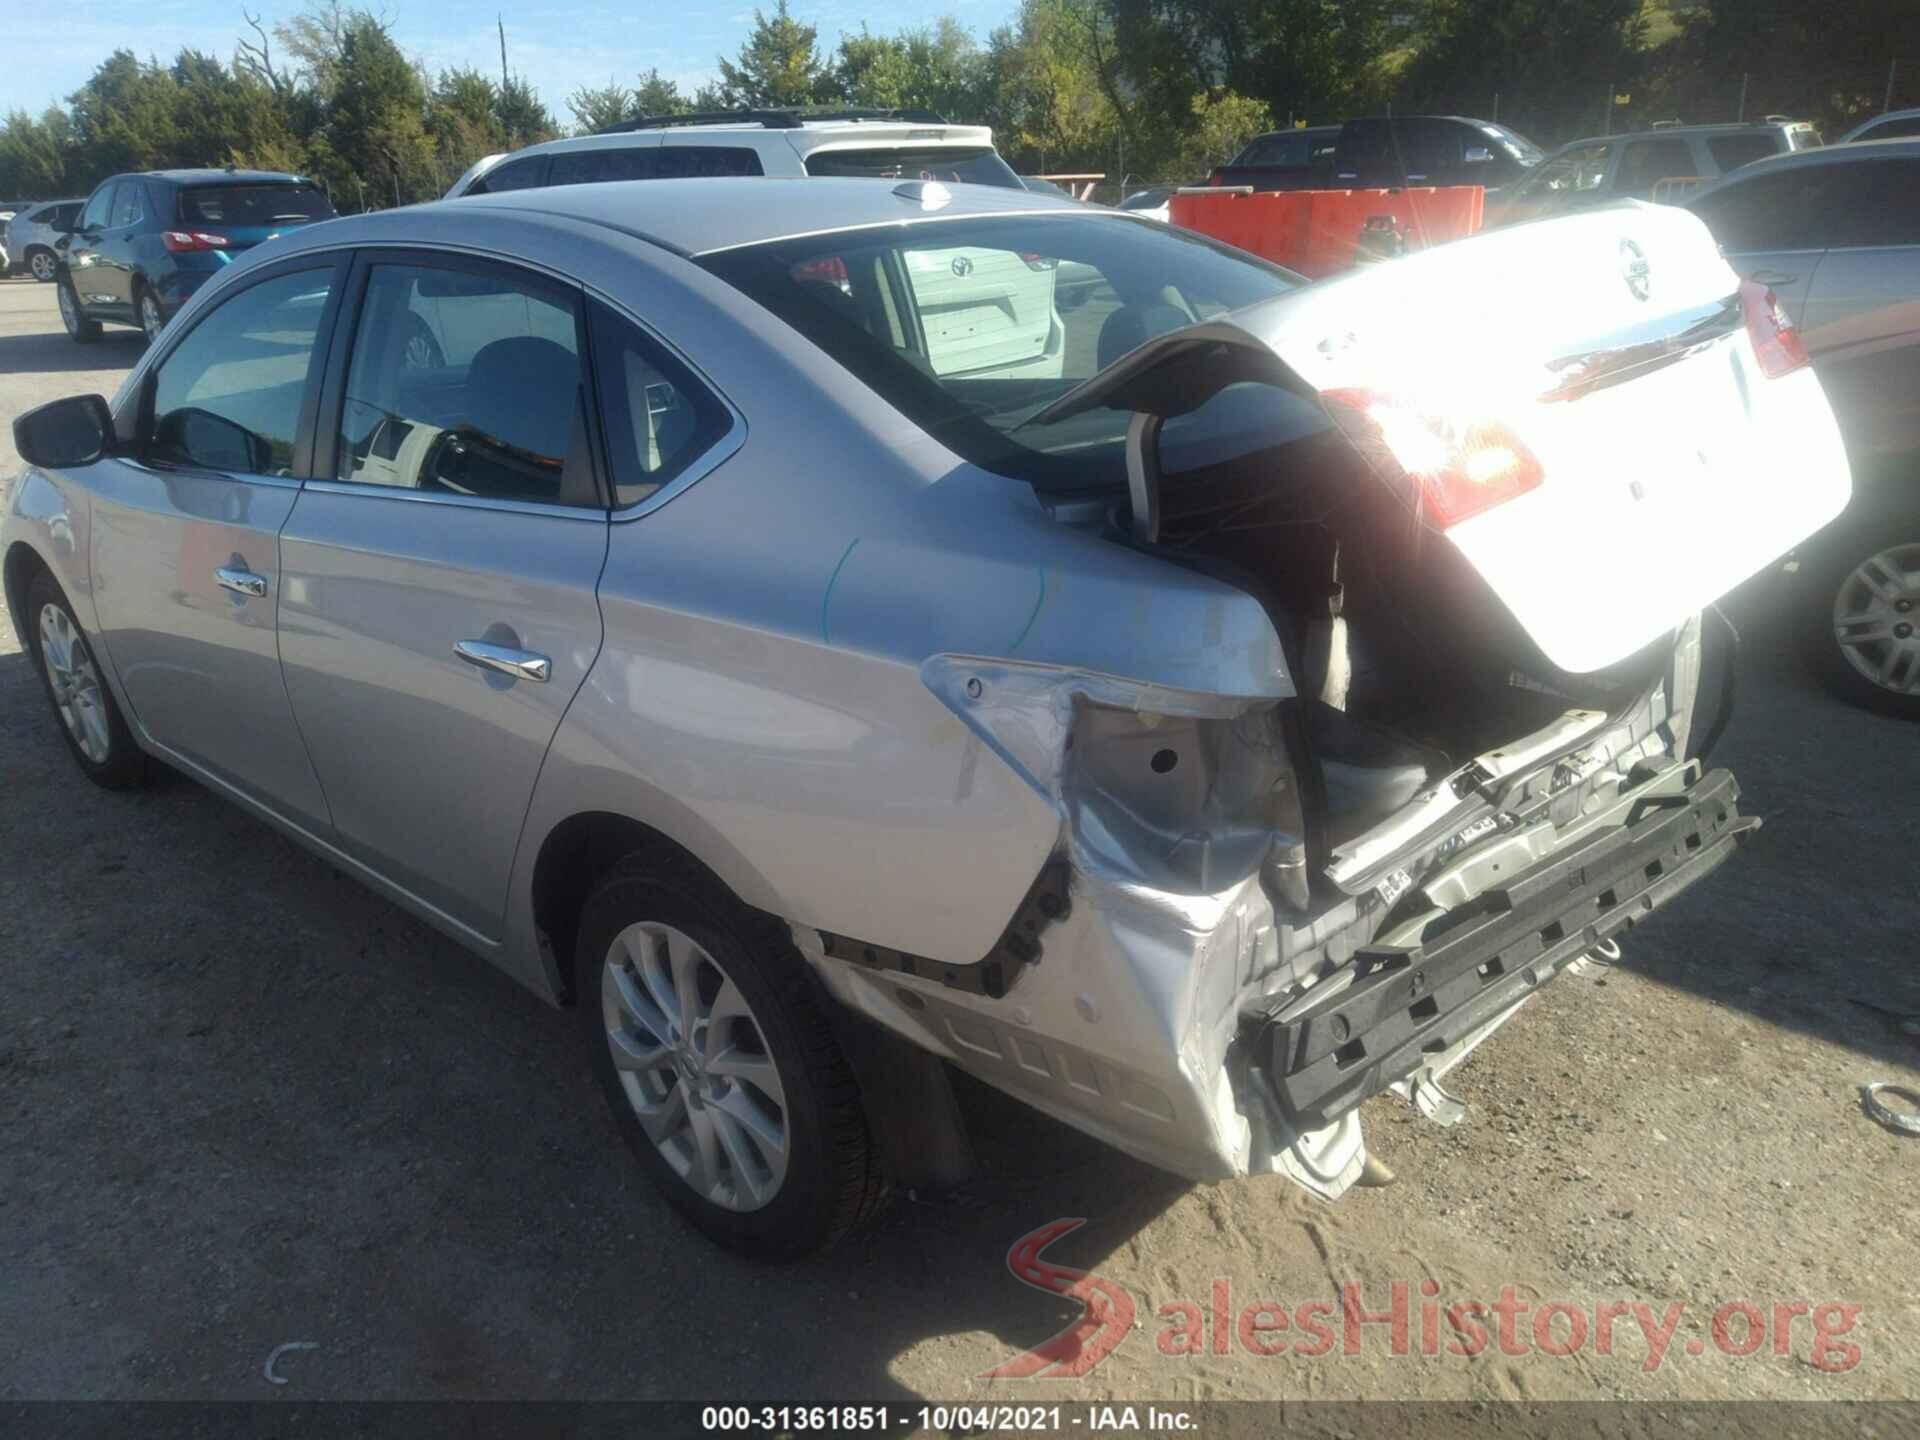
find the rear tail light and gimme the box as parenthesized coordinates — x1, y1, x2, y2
(161, 230, 229, 253)
(1019, 251, 1059, 271)
(789, 254, 849, 291)
(1739, 278, 1809, 379)
(1206, 169, 1223, 187)
(1324, 388, 1545, 529)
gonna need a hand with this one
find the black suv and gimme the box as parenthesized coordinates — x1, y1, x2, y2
(57, 169, 335, 345)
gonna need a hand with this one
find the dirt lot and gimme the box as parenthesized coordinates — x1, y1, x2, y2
(2, 273, 1917, 1406)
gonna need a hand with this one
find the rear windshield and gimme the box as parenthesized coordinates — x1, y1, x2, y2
(698, 213, 1300, 491)
(1233, 132, 1335, 167)
(1707, 134, 1782, 172)
(178, 183, 335, 227)
(803, 146, 1023, 188)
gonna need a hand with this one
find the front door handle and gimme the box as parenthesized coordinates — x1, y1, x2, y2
(1750, 269, 1798, 287)
(214, 567, 268, 598)
(455, 639, 551, 684)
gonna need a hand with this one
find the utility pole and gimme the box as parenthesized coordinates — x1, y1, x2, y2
(498, 15, 510, 91)
(1888, 59, 1899, 114)
(1603, 79, 1613, 136)
(1737, 73, 1749, 122)
(1492, 91, 1500, 122)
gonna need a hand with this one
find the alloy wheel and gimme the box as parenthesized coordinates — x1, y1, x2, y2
(140, 292, 164, 344)
(1833, 542, 1920, 697)
(30, 251, 55, 281)
(58, 282, 78, 334)
(38, 603, 112, 764)
(600, 921, 790, 1212)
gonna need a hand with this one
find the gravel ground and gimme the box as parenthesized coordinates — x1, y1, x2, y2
(2, 274, 1917, 1406)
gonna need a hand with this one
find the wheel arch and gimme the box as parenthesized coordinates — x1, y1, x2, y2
(3, 540, 50, 651)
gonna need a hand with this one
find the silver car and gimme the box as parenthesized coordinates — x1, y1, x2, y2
(1688, 139, 1920, 716)
(4, 179, 1851, 1257)
(7, 198, 85, 282)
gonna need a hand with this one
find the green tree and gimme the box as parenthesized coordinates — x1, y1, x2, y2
(634, 67, 692, 116)
(568, 80, 633, 132)
(495, 74, 555, 146)
(714, 0, 830, 108)
(311, 14, 436, 208)
(0, 109, 73, 197)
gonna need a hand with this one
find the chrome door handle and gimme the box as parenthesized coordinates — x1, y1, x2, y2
(455, 639, 551, 684)
(1750, 269, 1798, 286)
(214, 567, 268, 598)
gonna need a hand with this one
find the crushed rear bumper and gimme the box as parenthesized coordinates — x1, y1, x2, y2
(1250, 765, 1755, 1132)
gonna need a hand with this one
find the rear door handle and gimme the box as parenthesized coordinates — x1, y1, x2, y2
(455, 639, 551, 684)
(1750, 269, 1798, 286)
(214, 567, 268, 598)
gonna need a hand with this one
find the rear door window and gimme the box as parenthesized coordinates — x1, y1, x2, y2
(467, 155, 549, 194)
(804, 146, 1022, 188)
(334, 261, 598, 508)
(1614, 138, 1697, 199)
(179, 184, 335, 226)
(548, 145, 765, 185)
(148, 266, 336, 475)
(1691, 169, 1846, 251)
(1707, 134, 1781, 172)
(588, 301, 735, 508)
(1236, 133, 1311, 167)
(1825, 160, 1920, 248)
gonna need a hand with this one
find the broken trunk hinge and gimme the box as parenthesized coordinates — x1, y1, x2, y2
(818, 861, 1072, 1001)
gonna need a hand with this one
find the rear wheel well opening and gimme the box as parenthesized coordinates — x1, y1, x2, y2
(531, 812, 726, 1005)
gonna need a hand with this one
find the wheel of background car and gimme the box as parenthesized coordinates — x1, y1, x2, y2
(1802, 502, 1920, 720)
(58, 276, 99, 343)
(28, 248, 56, 282)
(574, 853, 889, 1258)
(400, 311, 444, 371)
(138, 287, 165, 346)
(25, 569, 147, 788)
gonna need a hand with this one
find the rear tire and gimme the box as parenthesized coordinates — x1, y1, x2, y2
(574, 855, 888, 1259)
(24, 569, 147, 788)
(28, 248, 57, 282)
(57, 276, 100, 343)
(136, 283, 166, 347)
(1801, 494, 1920, 720)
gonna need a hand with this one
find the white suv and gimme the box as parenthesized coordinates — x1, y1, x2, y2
(446, 108, 1024, 197)
(447, 108, 1064, 382)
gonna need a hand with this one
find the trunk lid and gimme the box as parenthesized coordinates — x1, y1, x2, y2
(1038, 203, 1852, 675)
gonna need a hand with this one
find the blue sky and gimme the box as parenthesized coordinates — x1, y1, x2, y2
(6, 0, 1022, 118)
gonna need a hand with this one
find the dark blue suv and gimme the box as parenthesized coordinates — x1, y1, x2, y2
(56, 168, 336, 346)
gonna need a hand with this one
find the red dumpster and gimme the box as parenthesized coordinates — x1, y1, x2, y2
(1168, 185, 1485, 279)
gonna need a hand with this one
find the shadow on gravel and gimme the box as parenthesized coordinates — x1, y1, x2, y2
(0, 326, 143, 375)
(1605, 572, 1920, 1078)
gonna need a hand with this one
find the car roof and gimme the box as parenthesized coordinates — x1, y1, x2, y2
(1548, 121, 1810, 151)
(1685, 135, 1920, 204)
(442, 175, 1087, 256)
(1840, 107, 1920, 141)
(487, 119, 996, 165)
(121, 169, 310, 186)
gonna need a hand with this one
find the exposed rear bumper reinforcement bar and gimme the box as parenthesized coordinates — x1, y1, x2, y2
(1254, 766, 1757, 1130)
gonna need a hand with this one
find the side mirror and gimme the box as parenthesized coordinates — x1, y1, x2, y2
(1464, 147, 1493, 163)
(54, 233, 71, 251)
(14, 394, 114, 469)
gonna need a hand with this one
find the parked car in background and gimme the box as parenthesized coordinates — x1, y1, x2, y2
(449, 111, 1057, 381)
(7, 177, 1849, 1257)
(1117, 184, 1176, 223)
(8, 199, 84, 282)
(1490, 119, 1821, 227)
(1208, 117, 1541, 194)
(1840, 108, 1920, 144)
(1688, 138, 1920, 716)
(447, 107, 1024, 198)
(55, 169, 336, 345)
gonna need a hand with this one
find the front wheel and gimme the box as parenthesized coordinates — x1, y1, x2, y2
(28, 248, 57, 282)
(57, 276, 100, 343)
(1802, 499, 1920, 719)
(575, 858, 888, 1259)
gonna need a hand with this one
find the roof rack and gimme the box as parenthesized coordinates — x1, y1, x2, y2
(594, 106, 949, 136)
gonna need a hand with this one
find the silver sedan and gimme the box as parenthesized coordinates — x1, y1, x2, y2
(4, 177, 1851, 1256)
